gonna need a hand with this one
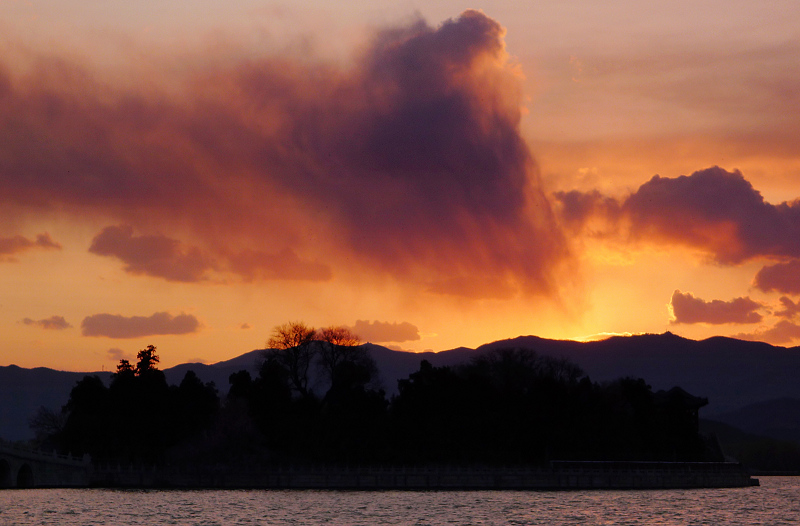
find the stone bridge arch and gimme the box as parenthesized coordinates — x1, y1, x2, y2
(0, 458, 11, 488)
(16, 463, 34, 488)
(0, 444, 89, 488)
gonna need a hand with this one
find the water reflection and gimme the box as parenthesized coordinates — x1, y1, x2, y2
(0, 477, 796, 526)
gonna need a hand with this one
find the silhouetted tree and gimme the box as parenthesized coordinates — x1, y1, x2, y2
(316, 326, 381, 393)
(60, 375, 111, 457)
(173, 371, 219, 444)
(135, 345, 160, 376)
(317, 326, 361, 346)
(45, 340, 716, 467)
(28, 406, 66, 449)
(265, 322, 317, 398)
(52, 346, 222, 464)
(115, 359, 134, 376)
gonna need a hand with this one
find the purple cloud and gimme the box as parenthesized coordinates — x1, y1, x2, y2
(349, 320, 421, 343)
(21, 315, 72, 330)
(81, 311, 202, 338)
(0, 233, 61, 260)
(670, 290, 763, 325)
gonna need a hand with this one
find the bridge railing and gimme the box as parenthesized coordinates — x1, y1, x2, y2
(0, 441, 90, 465)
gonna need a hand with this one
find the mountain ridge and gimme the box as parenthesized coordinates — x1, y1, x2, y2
(2, 332, 800, 442)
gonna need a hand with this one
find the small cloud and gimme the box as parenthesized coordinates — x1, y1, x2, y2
(349, 320, 421, 343)
(21, 315, 72, 330)
(775, 296, 800, 319)
(106, 348, 129, 361)
(735, 320, 800, 346)
(81, 311, 202, 338)
(0, 233, 62, 261)
(89, 225, 214, 282)
(753, 259, 800, 295)
(669, 290, 763, 325)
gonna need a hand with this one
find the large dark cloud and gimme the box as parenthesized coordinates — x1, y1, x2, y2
(81, 312, 202, 338)
(555, 166, 800, 264)
(0, 233, 61, 260)
(670, 290, 762, 325)
(0, 10, 567, 297)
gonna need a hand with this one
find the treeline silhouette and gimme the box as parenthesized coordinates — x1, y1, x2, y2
(35, 328, 720, 466)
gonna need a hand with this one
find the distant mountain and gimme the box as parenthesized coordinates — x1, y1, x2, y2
(712, 398, 800, 444)
(3, 332, 800, 443)
(475, 332, 800, 416)
(0, 365, 111, 443)
(700, 419, 800, 471)
(0, 356, 264, 442)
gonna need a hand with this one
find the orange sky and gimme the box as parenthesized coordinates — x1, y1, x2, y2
(2, 2, 799, 371)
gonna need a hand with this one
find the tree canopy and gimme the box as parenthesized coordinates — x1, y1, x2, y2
(37, 337, 719, 467)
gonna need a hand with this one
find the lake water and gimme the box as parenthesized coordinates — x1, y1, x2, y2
(0, 476, 797, 525)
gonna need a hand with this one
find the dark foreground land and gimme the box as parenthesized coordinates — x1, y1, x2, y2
(13, 341, 764, 490)
(90, 461, 757, 490)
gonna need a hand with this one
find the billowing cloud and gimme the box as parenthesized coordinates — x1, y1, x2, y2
(753, 260, 800, 295)
(555, 167, 800, 264)
(669, 290, 763, 325)
(0, 233, 61, 261)
(0, 10, 567, 298)
(555, 189, 622, 234)
(21, 315, 72, 330)
(81, 312, 202, 338)
(349, 320, 421, 343)
(89, 225, 214, 282)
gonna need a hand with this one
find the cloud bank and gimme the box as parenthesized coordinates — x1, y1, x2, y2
(0, 10, 567, 298)
(81, 312, 202, 338)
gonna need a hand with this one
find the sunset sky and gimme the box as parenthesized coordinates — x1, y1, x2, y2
(2, 1, 799, 371)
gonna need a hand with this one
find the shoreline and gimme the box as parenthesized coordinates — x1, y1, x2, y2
(89, 461, 759, 490)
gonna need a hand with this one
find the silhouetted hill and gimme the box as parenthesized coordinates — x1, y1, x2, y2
(712, 398, 800, 444)
(3, 332, 800, 442)
(700, 419, 800, 471)
(362, 343, 475, 392)
(0, 365, 111, 442)
(476, 332, 800, 416)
